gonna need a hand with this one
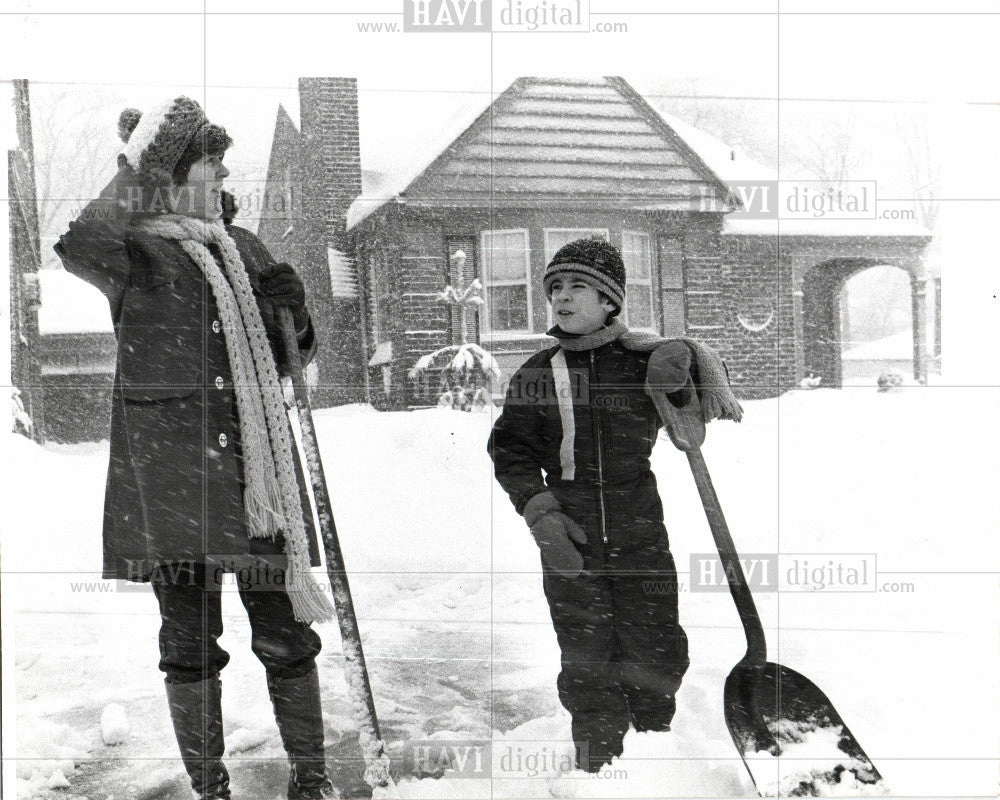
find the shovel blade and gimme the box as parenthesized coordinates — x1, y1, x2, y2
(724, 662, 885, 796)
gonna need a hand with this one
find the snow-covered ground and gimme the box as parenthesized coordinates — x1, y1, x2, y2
(4, 387, 999, 798)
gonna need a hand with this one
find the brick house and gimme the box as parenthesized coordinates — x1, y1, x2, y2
(258, 77, 940, 408)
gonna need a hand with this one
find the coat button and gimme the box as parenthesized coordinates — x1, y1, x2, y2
(212, 320, 221, 333)
(215, 376, 225, 390)
(218, 433, 228, 448)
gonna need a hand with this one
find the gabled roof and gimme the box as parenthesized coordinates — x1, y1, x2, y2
(347, 76, 739, 230)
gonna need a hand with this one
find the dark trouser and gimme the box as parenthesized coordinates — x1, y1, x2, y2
(542, 545, 689, 772)
(151, 564, 322, 684)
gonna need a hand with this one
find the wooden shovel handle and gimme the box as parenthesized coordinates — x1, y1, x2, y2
(658, 392, 768, 666)
(276, 308, 390, 781)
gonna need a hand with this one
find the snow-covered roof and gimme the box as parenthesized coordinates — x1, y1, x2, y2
(723, 217, 933, 238)
(655, 108, 777, 185)
(38, 268, 113, 335)
(347, 89, 494, 230)
(345, 79, 771, 231)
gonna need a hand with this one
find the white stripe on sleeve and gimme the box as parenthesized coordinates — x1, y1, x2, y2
(550, 348, 576, 481)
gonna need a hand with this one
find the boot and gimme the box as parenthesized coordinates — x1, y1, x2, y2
(164, 676, 231, 800)
(626, 692, 677, 733)
(267, 667, 338, 799)
(571, 712, 628, 773)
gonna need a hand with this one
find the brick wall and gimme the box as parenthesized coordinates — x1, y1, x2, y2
(352, 204, 930, 408)
(294, 77, 365, 407)
(719, 235, 787, 398)
(394, 210, 451, 406)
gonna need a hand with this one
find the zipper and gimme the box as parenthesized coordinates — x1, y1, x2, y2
(589, 350, 609, 546)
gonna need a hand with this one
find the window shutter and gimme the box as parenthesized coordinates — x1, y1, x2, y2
(658, 236, 685, 336)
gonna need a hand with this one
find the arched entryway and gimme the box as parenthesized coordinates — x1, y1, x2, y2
(801, 257, 927, 388)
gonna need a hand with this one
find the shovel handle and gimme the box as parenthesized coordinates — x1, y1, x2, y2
(656, 391, 768, 667)
(276, 307, 390, 785)
(684, 448, 768, 667)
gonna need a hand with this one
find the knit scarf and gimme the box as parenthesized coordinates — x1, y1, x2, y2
(135, 214, 334, 624)
(550, 319, 744, 423)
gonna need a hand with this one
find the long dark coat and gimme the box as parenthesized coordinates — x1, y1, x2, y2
(55, 204, 321, 581)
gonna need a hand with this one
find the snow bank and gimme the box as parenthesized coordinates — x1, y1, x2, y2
(841, 330, 912, 361)
(6, 389, 1000, 797)
(14, 716, 91, 797)
(383, 713, 750, 799)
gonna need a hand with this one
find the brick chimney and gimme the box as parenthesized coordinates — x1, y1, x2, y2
(299, 77, 362, 238)
(296, 77, 365, 407)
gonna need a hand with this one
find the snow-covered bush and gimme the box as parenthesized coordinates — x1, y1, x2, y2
(409, 342, 502, 411)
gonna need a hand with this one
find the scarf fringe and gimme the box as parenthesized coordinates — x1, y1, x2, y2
(243, 482, 283, 540)
(286, 559, 336, 623)
(700, 390, 744, 424)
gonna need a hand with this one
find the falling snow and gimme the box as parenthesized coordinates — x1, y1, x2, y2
(5, 388, 999, 797)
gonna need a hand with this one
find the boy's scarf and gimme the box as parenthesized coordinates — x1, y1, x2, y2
(551, 319, 744, 423)
(135, 214, 334, 624)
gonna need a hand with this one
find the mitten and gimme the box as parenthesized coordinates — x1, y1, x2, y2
(259, 262, 308, 330)
(220, 190, 238, 225)
(647, 340, 695, 407)
(523, 492, 587, 578)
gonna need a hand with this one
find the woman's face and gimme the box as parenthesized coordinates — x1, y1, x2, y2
(170, 153, 229, 220)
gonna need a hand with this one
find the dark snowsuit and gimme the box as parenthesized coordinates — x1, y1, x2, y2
(488, 336, 689, 770)
(54, 200, 322, 683)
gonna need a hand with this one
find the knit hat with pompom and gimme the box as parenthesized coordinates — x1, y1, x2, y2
(117, 97, 231, 187)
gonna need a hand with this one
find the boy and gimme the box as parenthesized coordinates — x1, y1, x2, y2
(54, 98, 336, 799)
(489, 238, 718, 773)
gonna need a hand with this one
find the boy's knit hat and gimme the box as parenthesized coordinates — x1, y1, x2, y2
(116, 97, 231, 187)
(544, 238, 626, 309)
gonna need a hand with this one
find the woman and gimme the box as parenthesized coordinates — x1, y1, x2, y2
(55, 96, 338, 800)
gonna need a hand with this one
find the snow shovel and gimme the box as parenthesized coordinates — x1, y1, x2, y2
(647, 353, 884, 796)
(277, 308, 393, 792)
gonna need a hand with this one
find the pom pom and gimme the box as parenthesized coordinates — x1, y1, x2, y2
(117, 108, 142, 143)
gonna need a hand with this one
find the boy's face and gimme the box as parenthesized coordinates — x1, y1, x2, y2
(170, 153, 229, 220)
(548, 274, 616, 335)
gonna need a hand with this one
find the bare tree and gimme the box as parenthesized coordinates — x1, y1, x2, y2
(781, 110, 869, 190)
(640, 76, 778, 170)
(894, 110, 940, 230)
(31, 88, 120, 266)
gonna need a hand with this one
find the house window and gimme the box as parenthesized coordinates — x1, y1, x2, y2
(480, 229, 531, 334)
(622, 231, 654, 331)
(659, 236, 685, 337)
(543, 229, 609, 325)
